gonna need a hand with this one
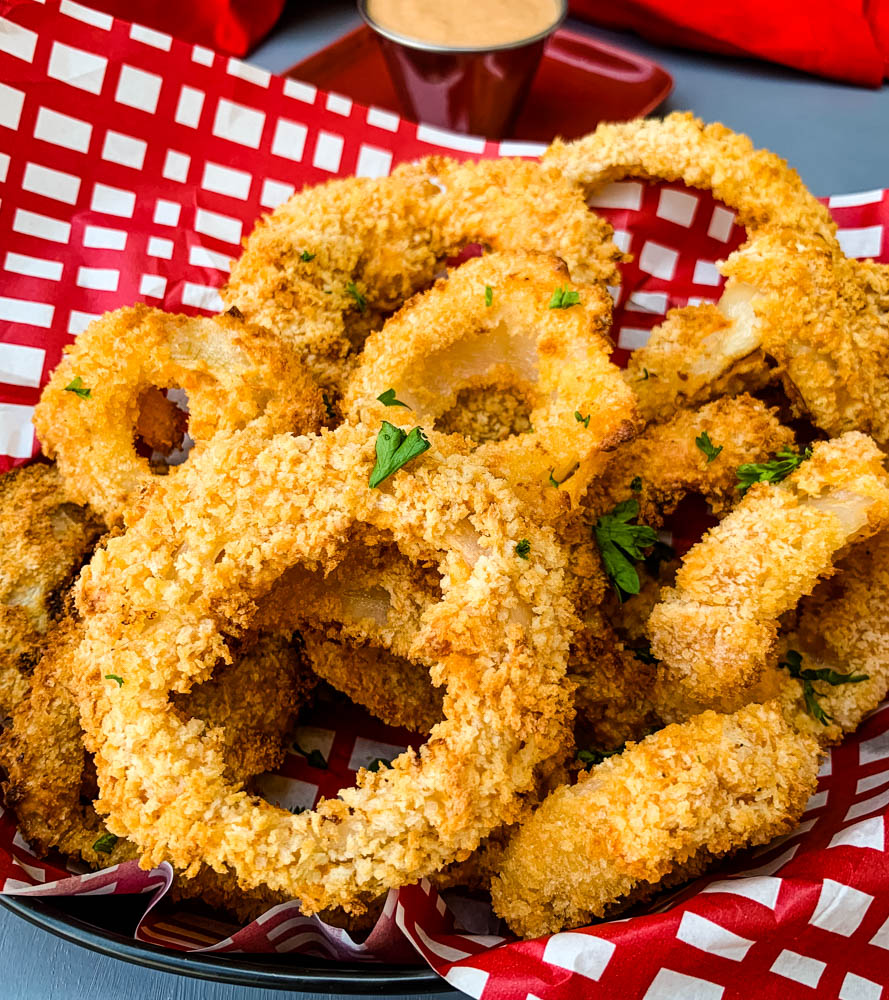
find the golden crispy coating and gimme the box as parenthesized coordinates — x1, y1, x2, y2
(751, 529, 889, 744)
(345, 252, 638, 501)
(0, 624, 314, 861)
(624, 303, 773, 424)
(585, 394, 796, 523)
(34, 306, 324, 522)
(491, 701, 821, 938)
(69, 421, 576, 913)
(223, 158, 622, 390)
(0, 464, 103, 715)
(649, 433, 889, 714)
(302, 632, 442, 734)
(721, 231, 889, 445)
(544, 112, 837, 243)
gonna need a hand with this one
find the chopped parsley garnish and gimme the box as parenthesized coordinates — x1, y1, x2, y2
(577, 745, 622, 769)
(484, 285, 493, 307)
(346, 281, 367, 313)
(593, 498, 659, 600)
(548, 287, 581, 310)
(779, 649, 868, 725)
(105, 674, 124, 687)
(376, 388, 410, 409)
(515, 539, 531, 560)
(64, 376, 91, 399)
(322, 393, 336, 421)
(369, 421, 431, 489)
(367, 757, 391, 772)
(574, 411, 591, 428)
(630, 475, 642, 493)
(92, 832, 118, 855)
(695, 431, 723, 463)
(737, 446, 812, 494)
(300, 250, 315, 262)
(640, 368, 651, 381)
(548, 465, 578, 489)
(293, 742, 328, 769)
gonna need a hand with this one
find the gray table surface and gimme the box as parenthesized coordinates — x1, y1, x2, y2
(3, 3, 888, 998)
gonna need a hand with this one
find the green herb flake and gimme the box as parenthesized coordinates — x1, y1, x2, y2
(484, 285, 493, 307)
(293, 741, 328, 769)
(577, 745, 622, 770)
(64, 376, 91, 399)
(369, 421, 431, 489)
(737, 446, 812, 494)
(346, 281, 367, 314)
(105, 674, 124, 687)
(695, 430, 723, 464)
(321, 393, 336, 421)
(548, 286, 581, 310)
(300, 250, 315, 262)
(593, 498, 659, 601)
(367, 757, 391, 773)
(630, 475, 642, 492)
(640, 368, 651, 381)
(92, 832, 118, 855)
(376, 388, 410, 409)
(515, 539, 531, 560)
(574, 411, 591, 428)
(779, 649, 869, 725)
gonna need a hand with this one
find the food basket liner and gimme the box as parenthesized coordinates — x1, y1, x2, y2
(2, 1, 889, 995)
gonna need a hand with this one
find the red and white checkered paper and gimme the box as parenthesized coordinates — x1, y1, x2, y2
(2, 1, 889, 996)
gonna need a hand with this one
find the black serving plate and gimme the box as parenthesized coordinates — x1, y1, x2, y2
(0, 893, 447, 995)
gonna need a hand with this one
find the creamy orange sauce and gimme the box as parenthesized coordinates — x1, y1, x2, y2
(366, 0, 562, 48)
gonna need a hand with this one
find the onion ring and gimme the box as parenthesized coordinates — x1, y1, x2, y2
(648, 433, 889, 715)
(344, 252, 638, 500)
(491, 701, 820, 938)
(544, 112, 838, 243)
(70, 420, 575, 913)
(34, 305, 324, 523)
(223, 158, 623, 391)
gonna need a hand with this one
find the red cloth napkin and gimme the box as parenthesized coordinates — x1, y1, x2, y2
(79, 0, 285, 55)
(569, 0, 889, 87)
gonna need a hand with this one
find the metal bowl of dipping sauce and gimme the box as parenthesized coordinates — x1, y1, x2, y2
(358, 0, 567, 138)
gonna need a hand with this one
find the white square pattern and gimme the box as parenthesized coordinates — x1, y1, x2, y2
(809, 879, 873, 936)
(542, 932, 616, 982)
(114, 64, 162, 113)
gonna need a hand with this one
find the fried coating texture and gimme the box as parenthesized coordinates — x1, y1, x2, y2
(490, 701, 821, 938)
(750, 529, 889, 744)
(649, 433, 889, 714)
(345, 252, 638, 501)
(223, 158, 622, 390)
(69, 421, 576, 913)
(0, 464, 103, 715)
(302, 632, 443, 735)
(0, 624, 314, 865)
(585, 394, 796, 522)
(544, 112, 837, 243)
(34, 306, 324, 522)
(624, 302, 773, 424)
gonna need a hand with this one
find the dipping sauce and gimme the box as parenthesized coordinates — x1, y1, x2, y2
(365, 0, 563, 49)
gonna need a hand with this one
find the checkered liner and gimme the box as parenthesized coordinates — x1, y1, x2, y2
(2, 1, 889, 996)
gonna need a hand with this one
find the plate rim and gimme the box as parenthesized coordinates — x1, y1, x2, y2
(0, 893, 448, 995)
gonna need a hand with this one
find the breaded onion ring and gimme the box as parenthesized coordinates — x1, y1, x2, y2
(70, 420, 575, 913)
(0, 464, 103, 714)
(0, 623, 314, 863)
(585, 393, 796, 523)
(491, 701, 820, 938)
(544, 112, 837, 243)
(752, 529, 889, 744)
(649, 433, 889, 714)
(34, 306, 324, 523)
(345, 252, 638, 500)
(223, 158, 623, 390)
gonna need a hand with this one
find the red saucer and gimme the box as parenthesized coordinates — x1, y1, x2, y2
(286, 25, 673, 142)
